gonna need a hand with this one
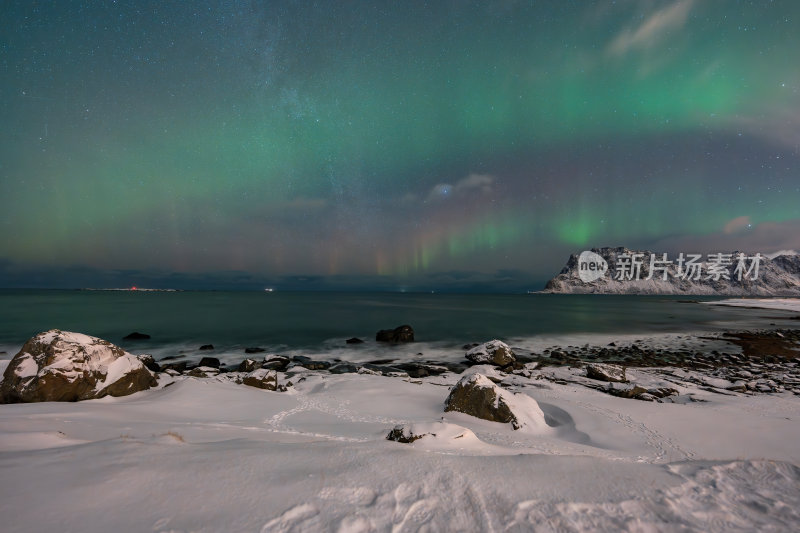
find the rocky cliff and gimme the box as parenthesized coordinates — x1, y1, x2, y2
(542, 247, 800, 295)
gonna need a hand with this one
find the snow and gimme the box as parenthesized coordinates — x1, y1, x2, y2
(12, 354, 38, 379)
(1, 368, 800, 531)
(465, 339, 512, 363)
(766, 250, 799, 259)
(94, 353, 144, 392)
(707, 298, 800, 312)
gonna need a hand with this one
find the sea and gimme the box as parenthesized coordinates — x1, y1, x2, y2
(1, 289, 797, 366)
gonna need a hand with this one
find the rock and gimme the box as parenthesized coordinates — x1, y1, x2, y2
(359, 363, 406, 376)
(0, 330, 157, 403)
(386, 422, 478, 445)
(586, 363, 627, 383)
(198, 357, 220, 369)
(186, 366, 219, 378)
(137, 354, 160, 372)
(160, 361, 188, 373)
(242, 369, 278, 391)
(123, 332, 151, 340)
(375, 325, 414, 343)
(244, 347, 265, 354)
(199, 344, 214, 351)
(393, 363, 430, 378)
(238, 358, 260, 372)
(443, 373, 548, 431)
(329, 363, 359, 374)
(607, 384, 648, 399)
(439, 362, 469, 374)
(465, 340, 515, 367)
(346, 337, 365, 344)
(262, 355, 290, 371)
(386, 425, 426, 443)
(291, 356, 330, 370)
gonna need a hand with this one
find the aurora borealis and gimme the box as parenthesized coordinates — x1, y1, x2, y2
(2, 1, 799, 291)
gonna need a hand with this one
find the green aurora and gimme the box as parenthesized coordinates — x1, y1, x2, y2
(1, 1, 799, 289)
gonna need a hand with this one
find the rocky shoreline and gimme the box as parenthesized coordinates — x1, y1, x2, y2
(3, 325, 800, 408)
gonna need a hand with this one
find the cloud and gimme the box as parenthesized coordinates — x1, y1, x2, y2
(723, 215, 751, 234)
(729, 105, 800, 150)
(607, 0, 694, 56)
(425, 173, 495, 202)
(652, 218, 800, 256)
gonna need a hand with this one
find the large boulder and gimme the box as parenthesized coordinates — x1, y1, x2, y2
(465, 340, 515, 366)
(0, 330, 157, 403)
(444, 373, 548, 432)
(375, 325, 414, 343)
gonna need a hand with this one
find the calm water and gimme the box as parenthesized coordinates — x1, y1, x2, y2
(0, 290, 796, 364)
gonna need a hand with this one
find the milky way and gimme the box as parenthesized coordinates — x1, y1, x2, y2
(1, 1, 799, 290)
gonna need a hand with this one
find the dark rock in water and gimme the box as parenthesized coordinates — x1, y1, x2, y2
(1, 330, 157, 403)
(586, 363, 627, 383)
(238, 358, 260, 372)
(198, 357, 220, 369)
(329, 363, 359, 374)
(123, 332, 151, 340)
(444, 373, 546, 431)
(242, 369, 278, 391)
(199, 344, 214, 351)
(463, 343, 480, 350)
(375, 325, 414, 343)
(244, 347, 265, 354)
(465, 340, 516, 367)
(262, 355, 290, 371)
(137, 354, 160, 372)
(346, 337, 365, 344)
(386, 425, 425, 444)
(159, 355, 181, 361)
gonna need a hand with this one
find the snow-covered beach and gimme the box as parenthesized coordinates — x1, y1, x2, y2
(2, 304, 800, 532)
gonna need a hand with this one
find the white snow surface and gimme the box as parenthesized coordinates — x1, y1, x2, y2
(1, 369, 799, 531)
(707, 298, 800, 312)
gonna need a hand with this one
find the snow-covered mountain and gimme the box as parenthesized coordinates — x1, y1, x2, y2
(542, 247, 800, 295)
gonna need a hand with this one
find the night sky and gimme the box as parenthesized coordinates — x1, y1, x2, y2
(2, 1, 799, 291)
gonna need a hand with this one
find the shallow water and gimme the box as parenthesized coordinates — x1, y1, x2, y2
(0, 290, 796, 364)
